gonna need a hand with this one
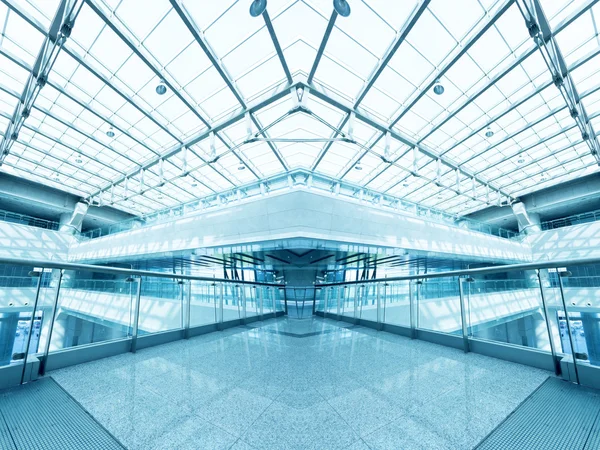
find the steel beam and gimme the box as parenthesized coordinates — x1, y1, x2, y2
(311, 0, 429, 171)
(396, 44, 600, 205)
(262, 10, 292, 84)
(84, 0, 242, 188)
(168, 0, 288, 171)
(307, 9, 338, 84)
(520, 0, 600, 163)
(0, 0, 82, 164)
(304, 81, 513, 201)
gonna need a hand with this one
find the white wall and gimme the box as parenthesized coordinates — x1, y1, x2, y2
(68, 189, 532, 263)
(531, 220, 600, 262)
(0, 222, 71, 261)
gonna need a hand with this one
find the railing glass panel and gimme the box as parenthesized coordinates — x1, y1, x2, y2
(464, 276, 551, 350)
(138, 278, 183, 333)
(417, 277, 462, 335)
(0, 269, 60, 368)
(189, 280, 218, 327)
(553, 266, 600, 369)
(381, 281, 410, 327)
(49, 273, 135, 353)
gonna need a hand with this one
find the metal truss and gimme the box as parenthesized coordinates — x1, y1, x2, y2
(1, 0, 599, 220)
(520, 0, 600, 163)
(0, 0, 82, 164)
(391, 0, 600, 207)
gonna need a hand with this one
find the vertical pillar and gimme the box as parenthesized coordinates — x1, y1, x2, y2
(259, 286, 264, 318)
(130, 278, 142, 353)
(184, 280, 192, 339)
(353, 285, 359, 320)
(458, 278, 470, 353)
(558, 273, 580, 384)
(219, 283, 224, 325)
(39, 270, 63, 376)
(409, 280, 416, 339)
(376, 283, 381, 328)
(241, 286, 247, 321)
(20, 274, 43, 384)
(536, 270, 560, 375)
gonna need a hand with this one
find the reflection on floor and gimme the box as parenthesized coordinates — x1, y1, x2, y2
(50, 317, 551, 449)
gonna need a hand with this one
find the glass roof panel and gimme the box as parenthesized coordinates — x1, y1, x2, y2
(0, 0, 597, 219)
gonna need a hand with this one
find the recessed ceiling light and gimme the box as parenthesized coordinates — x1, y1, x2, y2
(238, 165, 246, 171)
(157, 194, 163, 199)
(433, 80, 444, 95)
(106, 126, 115, 138)
(249, 0, 267, 16)
(517, 156, 525, 164)
(437, 194, 443, 199)
(156, 80, 167, 95)
(354, 164, 362, 171)
(75, 157, 82, 164)
(485, 127, 494, 138)
(191, 182, 198, 187)
(333, 0, 351, 16)
(402, 180, 410, 187)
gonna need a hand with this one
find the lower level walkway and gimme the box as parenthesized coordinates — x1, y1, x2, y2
(43, 317, 553, 449)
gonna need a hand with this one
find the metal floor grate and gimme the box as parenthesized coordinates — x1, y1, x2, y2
(477, 377, 600, 450)
(0, 377, 124, 450)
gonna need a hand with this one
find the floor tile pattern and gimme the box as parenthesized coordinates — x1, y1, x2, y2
(50, 317, 552, 449)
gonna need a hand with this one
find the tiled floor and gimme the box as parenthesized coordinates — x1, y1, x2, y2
(50, 317, 550, 450)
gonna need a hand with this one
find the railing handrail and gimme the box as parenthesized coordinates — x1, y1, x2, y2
(0, 257, 282, 287)
(315, 257, 600, 287)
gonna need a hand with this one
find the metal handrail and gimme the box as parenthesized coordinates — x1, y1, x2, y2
(0, 256, 282, 287)
(316, 257, 600, 286)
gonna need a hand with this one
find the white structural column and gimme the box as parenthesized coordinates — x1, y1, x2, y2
(511, 202, 541, 234)
(59, 202, 89, 235)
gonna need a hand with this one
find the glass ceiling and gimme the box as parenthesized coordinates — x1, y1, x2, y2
(0, 0, 599, 218)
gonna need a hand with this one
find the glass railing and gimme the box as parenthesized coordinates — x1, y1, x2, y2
(0, 257, 284, 386)
(541, 209, 600, 231)
(0, 209, 59, 231)
(316, 257, 600, 385)
(81, 169, 518, 241)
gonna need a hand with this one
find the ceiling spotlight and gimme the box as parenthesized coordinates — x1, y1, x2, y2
(106, 126, 115, 138)
(157, 194, 163, 199)
(485, 127, 494, 138)
(156, 80, 167, 95)
(249, 0, 267, 17)
(433, 80, 444, 95)
(191, 182, 198, 187)
(402, 181, 410, 187)
(517, 155, 525, 164)
(333, 0, 351, 17)
(354, 164, 363, 171)
(238, 165, 246, 171)
(437, 194, 443, 199)
(540, 174, 546, 182)
(75, 157, 83, 164)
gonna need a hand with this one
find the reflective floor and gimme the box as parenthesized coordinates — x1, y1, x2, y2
(50, 318, 550, 449)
